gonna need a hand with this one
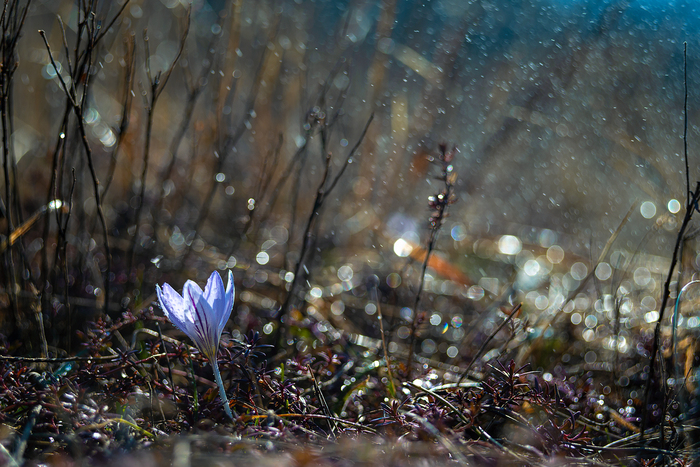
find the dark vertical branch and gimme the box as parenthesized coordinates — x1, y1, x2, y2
(60, 170, 76, 350)
(641, 183, 700, 439)
(641, 44, 694, 442)
(40, 106, 72, 322)
(127, 29, 157, 276)
(0, 0, 31, 335)
(261, 60, 349, 266)
(275, 152, 332, 348)
(7, 1, 30, 235)
(39, 1, 114, 314)
(287, 144, 311, 260)
(406, 144, 457, 377)
(274, 114, 373, 349)
(0, 7, 17, 329)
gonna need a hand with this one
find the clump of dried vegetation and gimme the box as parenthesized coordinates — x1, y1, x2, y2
(0, 1, 699, 466)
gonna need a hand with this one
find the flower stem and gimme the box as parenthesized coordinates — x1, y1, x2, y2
(211, 359, 233, 420)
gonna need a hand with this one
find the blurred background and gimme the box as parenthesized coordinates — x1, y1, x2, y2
(1, 0, 699, 362)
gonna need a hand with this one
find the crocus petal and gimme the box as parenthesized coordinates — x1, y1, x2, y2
(220, 270, 235, 334)
(185, 280, 218, 361)
(202, 271, 234, 337)
(184, 279, 203, 298)
(183, 278, 209, 343)
(203, 271, 226, 322)
(156, 283, 198, 342)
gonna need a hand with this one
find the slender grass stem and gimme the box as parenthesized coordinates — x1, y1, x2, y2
(189, 356, 199, 421)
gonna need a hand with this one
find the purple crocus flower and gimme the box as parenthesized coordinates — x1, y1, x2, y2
(156, 270, 234, 420)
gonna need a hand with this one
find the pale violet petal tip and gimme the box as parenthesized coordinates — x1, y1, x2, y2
(224, 270, 234, 321)
(210, 270, 223, 284)
(157, 282, 200, 344)
(158, 283, 177, 307)
(184, 279, 203, 297)
(226, 270, 234, 300)
(204, 271, 224, 302)
(156, 283, 175, 319)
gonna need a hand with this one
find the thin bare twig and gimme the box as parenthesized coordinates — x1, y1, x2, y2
(128, 8, 190, 274)
(103, 33, 136, 196)
(188, 22, 275, 241)
(59, 170, 76, 351)
(39, 9, 112, 314)
(406, 144, 457, 377)
(641, 185, 700, 438)
(684, 42, 690, 204)
(458, 303, 521, 385)
(239, 133, 284, 240)
(275, 114, 373, 348)
(370, 278, 396, 399)
(0, 0, 31, 336)
(157, 27, 219, 202)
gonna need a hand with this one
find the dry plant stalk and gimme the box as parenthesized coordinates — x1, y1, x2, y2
(406, 143, 457, 377)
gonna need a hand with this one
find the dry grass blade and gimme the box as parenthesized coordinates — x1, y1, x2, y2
(0, 201, 68, 254)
